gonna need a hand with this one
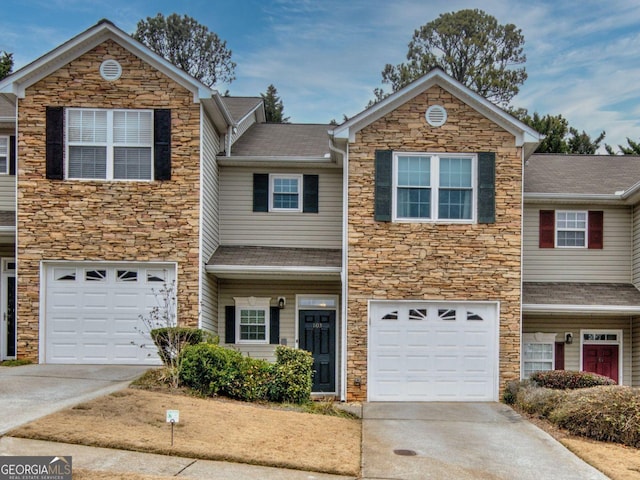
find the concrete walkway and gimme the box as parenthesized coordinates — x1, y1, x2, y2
(361, 402, 609, 480)
(0, 364, 150, 434)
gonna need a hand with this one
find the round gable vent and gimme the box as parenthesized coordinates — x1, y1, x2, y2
(425, 105, 447, 127)
(100, 59, 122, 81)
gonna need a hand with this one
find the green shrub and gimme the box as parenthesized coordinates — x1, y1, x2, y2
(150, 327, 204, 367)
(226, 356, 273, 402)
(268, 345, 313, 404)
(549, 386, 640, 447)
(179, 343, 242, 396)
(530, 370, 616, 389)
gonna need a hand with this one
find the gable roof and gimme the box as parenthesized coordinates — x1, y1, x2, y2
(330, 68, 542, 158)
(525, 154, 640, 199)
(0, 19, 234, 131)
(227, 123, 332, 159)
(222, 97, 264, 124)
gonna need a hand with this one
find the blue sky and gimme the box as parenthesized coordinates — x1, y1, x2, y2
(2, 0, 640, 152)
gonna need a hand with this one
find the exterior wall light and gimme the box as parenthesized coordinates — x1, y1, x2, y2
(278, 297, 286, 309)
(565, 332, 573, 345)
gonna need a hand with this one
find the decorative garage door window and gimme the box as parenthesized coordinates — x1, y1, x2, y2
(85, 269, 107, 281)
(117, 270, 138, 282)
(369, 301, 498, 402)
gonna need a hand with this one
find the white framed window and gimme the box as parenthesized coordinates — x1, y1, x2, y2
(522, 333, 557, 379)
(269, 174, 302, 212)
(393, 153, 476, 222)
(556, 211, 587, 248)
(66, 108, 153, 181)
(0, 136, 9, 175)
(234, 297, 271, 344)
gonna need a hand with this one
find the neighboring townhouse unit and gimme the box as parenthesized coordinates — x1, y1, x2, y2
(522, 155, 640, 387)
(2, 19, 639, 403)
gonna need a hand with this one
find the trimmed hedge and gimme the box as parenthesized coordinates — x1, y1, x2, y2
(178, 344, 313, 404)
(530, 370, 616, 389)
(150, 327, 203, 367)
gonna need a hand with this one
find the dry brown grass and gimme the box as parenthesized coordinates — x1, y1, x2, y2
(73, 469, 173, 480)
(9, 388, 361, 476)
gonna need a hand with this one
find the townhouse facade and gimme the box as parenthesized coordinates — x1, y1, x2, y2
(1, 20, 639, 402)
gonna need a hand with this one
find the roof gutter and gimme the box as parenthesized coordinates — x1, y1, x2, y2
(523, 193, 624, 204)
(523, 304, 640, 315)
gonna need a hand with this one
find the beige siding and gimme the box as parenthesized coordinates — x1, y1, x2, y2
(523, 315, 632, 385)
(633, 206, 640, 287)
(200, 113, 221, 332)
(523, 205, 632, 282)
(219, 167, 342, 248)
(218, 279, 341, 390)
(633, 316, 640, 386)
(0, 175, 15, 211)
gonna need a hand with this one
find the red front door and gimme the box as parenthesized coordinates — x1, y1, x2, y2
(583, 345, 619, 383)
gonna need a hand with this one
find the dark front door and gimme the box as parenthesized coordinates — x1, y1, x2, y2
(299, 310, 336, 393)
(583, 345, 619, 383)
(4, 275, 15, 357)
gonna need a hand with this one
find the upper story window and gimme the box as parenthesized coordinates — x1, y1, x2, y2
(66, 108, 153, 181)
(556, 211, 587, 247)
(393, 153, 475, 222)
(0, 136, 8, 174)
(270, 174, 302, 212)
(539, 210, 603, 249)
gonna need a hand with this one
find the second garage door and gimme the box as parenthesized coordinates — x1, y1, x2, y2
(369, 301, 498, 402)
(44, 263, 176, 365)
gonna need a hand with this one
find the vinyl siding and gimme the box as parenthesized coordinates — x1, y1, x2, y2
(523, 315, 632, 385)
(523, 205, 632, 282)
(0, 174, 15, 211)
(633, 316, 640, 386)
(633, 206, 640, 287)
(218, 279, 341, 389)
(200, 113, 221, 332)
(219, 167, 342, 248)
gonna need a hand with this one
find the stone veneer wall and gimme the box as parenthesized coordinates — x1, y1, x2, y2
(346, 86, 523, 401)
(16, 40, 201, 360)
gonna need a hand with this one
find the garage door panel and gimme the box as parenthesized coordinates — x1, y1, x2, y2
(45, 263, 173, 365)
(369, 301, 498, 402)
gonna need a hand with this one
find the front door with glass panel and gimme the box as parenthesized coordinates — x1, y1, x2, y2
(1, 259, 15, 359)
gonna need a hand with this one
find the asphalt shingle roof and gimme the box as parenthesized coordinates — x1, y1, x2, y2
(208, 246, 341, 268)
(221, 97, 262, 123)
(229, 123, 331, 157)
(523, 282, 640, 307)
(525, 154, 640, 195)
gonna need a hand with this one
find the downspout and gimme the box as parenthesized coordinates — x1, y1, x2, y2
(328, 135, 348, 402)
(226, 125, 233, 157)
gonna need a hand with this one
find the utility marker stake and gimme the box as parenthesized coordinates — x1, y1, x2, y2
(166, 409, 180, 446)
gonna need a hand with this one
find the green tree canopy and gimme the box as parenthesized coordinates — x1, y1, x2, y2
(133, 13, 235, 87)
(0, 51, 13, 80)
(605, 138, 640, 155)
(261, 84, 289, 123)
(373, 9, 527, 107)
(513, 110, 606, 154)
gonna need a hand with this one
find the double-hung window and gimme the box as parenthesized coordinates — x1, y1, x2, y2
(66, 108, 153, 180)
(270, 174, 302, 212)
(394, 153, 475, 221)
(234, 297, 270, 344)
(0, 136, 8, 174)
(522, 333, 557, 379)
(556, 211, 587, 247)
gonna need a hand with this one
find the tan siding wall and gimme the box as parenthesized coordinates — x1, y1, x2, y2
(200, 113, 221, 332)
(347, 85, 523, 401)
(218, 279, 341, 390)
(633, 206, 640, 287)
(16, 40, 202, 361)
(524, 315, 632, 385)
(0, 175, 15, 211)
(523, 205, 632, 282)
(633, 316, 640, 386)
(219, 167, 342, 248)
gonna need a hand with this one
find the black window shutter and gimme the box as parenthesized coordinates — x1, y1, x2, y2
(225, 306, 236, 344)
(154, 109, 171, 180)
(303, 174, 319, 213)
(253, 173, 269, 212)
(375, 150, 393, 221)
(477, 152, 496, 224)
(46, 106, 64, 180)
(269, 306, 280, 345)
(9, 135, 15, 175)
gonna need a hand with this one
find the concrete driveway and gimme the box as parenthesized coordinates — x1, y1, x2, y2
(0, 364, 150, 434)
(362, 402, 609, 480)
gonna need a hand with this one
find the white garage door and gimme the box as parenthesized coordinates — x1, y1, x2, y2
(369, 301, 498, 401)
(44, 263, 176, 364)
